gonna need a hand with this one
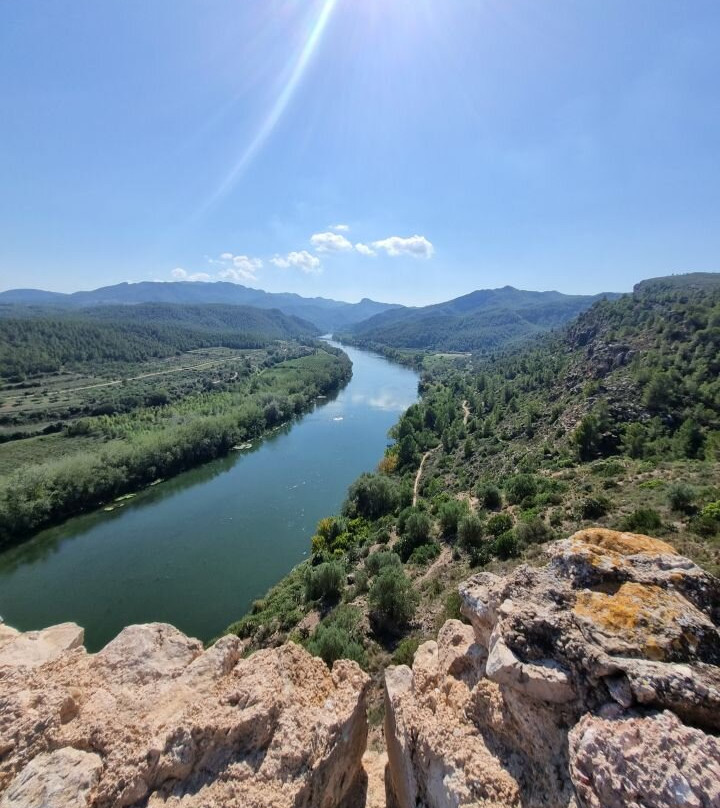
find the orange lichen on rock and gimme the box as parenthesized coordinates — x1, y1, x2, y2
(574, 582, 688, 660)
(569, 528, 678, 558)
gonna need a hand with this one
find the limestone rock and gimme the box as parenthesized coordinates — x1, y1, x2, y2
(0, 624, 19, 649)
(385, 529, 720, 807)
(569, 709, 720, 808)
(0, 623, 84, 669)
(0, 623, 369, 808)
(0, 748, 102, 808)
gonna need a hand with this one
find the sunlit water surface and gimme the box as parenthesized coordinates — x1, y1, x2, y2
(0, 343, 419, 650)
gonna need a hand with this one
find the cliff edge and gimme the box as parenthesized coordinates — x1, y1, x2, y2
(384, 528, 720, 807)
(0, 623, 369, 807)
(2, 528, 718, 807)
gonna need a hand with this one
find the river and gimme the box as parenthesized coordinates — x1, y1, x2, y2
(0, 343, 419, 650)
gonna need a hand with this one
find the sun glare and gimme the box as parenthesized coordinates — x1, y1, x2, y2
(198, 0, 338, 216)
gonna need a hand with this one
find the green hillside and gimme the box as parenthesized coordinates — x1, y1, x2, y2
(343, 286, 617, 352)
(0, 304, 319, 378)
(226, 272, 720, 672)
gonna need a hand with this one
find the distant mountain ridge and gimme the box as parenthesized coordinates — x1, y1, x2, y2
(0, 281, 402, 333)
(343, 285, 621, 352)
(0, 303, 321, 378)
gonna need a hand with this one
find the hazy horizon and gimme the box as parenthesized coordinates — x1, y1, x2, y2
(2, 1, 719, 304)
(0, 273, 653, 309)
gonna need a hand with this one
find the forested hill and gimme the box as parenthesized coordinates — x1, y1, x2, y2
(227, 273, 720, 673)
(342, 286, 618, 352)
(385, 270, 720, 565)
(0, 304, 319, 378)
(0, 282, 402, 332)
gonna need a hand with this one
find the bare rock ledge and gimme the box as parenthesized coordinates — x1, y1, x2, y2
(384, 529, 720, 808)
(0, 622, 369, 808)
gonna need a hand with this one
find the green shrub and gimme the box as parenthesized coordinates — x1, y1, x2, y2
(352, 568, 369, 594)
(305, 561, 345, 602)
(476, 483, 502, 510)
(437, 499, 468, 537)
(441, 590, 463, 622)
(494, 531, 520, 560)
(306, 624, 365, 667)
(516, 518, 554, 545)
(368, 567, 419, 630)
(397, 510, 433, 561)
(392, 636, 422, 666)
(621, 508, 662, 534)
(487, 512, 514, 537)
(408, 542, 441, 565)
(306, 606, 365, 667)
(504, 474, 539, 505)
(590, 460, 625, 477)
(667, 483, 696, 514)
(365, 550, 402, 576)
(580, 496, 611, 520)
(343, 473, 399, 520)
(458, 513, 485, 548)
(690, 501, 720, 537)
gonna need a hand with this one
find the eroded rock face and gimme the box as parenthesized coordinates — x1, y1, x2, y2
(384, 529, 720, 808)
(0, 622, 369, 808)
(569, 709, 720, 808)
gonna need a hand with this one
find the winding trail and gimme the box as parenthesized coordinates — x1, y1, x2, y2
(412, 401, 469, 507)
(413, 447, 437, 506)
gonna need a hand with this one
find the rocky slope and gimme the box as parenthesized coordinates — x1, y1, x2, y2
(0, 623, 369, 807)
(384, 529, 720, 807)
(2, 528, 718, 808)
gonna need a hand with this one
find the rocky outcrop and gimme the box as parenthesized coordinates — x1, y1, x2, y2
(0, 622, 369, 808)
(384, 528, 720, 807)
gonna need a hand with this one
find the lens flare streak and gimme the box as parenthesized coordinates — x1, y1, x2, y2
(201, 0, 338, 212)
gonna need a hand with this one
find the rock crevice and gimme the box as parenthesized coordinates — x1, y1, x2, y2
(384, 529, 720, 807)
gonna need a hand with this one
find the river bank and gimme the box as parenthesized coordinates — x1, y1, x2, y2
(0, 343, 420, 649)
(0, 346, 351, 548)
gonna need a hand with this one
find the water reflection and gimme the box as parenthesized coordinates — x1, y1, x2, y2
(0, 344, 419, 649)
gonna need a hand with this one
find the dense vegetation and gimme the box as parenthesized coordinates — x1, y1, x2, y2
(341, 286, 617, 352)
(0, 304, 319, 378)
(226, 274, 720, 701)
(0, 333, 352, 545)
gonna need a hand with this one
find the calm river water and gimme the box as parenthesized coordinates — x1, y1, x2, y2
(0, 343, 419, 650)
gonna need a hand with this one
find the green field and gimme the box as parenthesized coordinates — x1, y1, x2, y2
(0, 342, 352, 545)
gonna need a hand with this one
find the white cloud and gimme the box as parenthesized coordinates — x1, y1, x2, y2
(329, 223, 349, 232)
(372, 234, 434, 259)
(270, 250, 322, 274)
(215, 253, 262, 281)
(170, 267, 211, 282)
(355, 242, 376, 257)
(220, 254, 262, 280)
(310, 231, 353, 252)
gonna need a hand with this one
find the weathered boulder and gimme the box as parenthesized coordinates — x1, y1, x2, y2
(0, 748, 102, 808)
(385, 529, 720, 807)
(0, 623, 84, 669)
(569, 709, 720, 808)
(0, 622, 370, 808)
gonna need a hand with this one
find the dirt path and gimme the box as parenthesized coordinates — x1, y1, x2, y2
(52, 355, 250, 395)
(413, 447, 437, 506)
(462, 399, 471, 425)
(416, 544, 452, 586)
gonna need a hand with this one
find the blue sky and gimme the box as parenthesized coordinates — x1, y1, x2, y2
(1, 0, 718, 305)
